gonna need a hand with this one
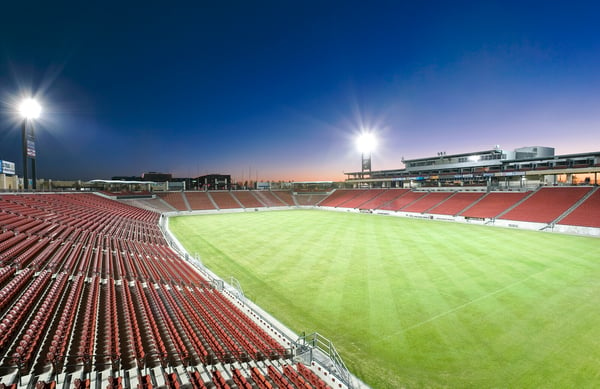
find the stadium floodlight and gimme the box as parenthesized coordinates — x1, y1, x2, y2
(356, 130, 377, 178)
(356, 131, 377, 154)
(19, 98, 42, 190)
(19, 98, 42, 120)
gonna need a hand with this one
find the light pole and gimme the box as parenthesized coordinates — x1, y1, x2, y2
(356, 131, 376, 180)
(19, 98, 41, 191)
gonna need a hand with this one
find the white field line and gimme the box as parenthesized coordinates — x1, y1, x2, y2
(377, 268, 549, 344)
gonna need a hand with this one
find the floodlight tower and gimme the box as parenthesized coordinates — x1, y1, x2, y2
(356, 131, 376, 179)
(19, 98, 42, 190)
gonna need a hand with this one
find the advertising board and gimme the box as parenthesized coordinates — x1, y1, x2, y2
(1, 160, 16, 175)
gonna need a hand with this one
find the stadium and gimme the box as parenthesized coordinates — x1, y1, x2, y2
(1, 130, 600, 389)
(3, 2, 600, 387)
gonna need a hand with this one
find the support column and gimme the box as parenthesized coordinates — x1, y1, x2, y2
(22, 121, 28, 190)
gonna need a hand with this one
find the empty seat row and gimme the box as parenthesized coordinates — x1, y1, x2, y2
(76, 276, 100, 361)
(230, 191, 264, 208)
(0, 268, 34, 313)
(119, 280, 145, 364)
(297, 362, 331, 389)
(0, 271, 52, 351)
(12, 272, 68, 366)
(47, 275, 85, 365)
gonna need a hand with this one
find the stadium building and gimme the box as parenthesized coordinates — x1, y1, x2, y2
(0, 160, 18, 191)
(344, 146, 600, 189)
(196, 175, 232, 191)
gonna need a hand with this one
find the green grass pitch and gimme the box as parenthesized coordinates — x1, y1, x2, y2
(169, 209, 600, 388)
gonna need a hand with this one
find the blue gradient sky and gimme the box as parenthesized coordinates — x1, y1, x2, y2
(1, 1, 599, 181)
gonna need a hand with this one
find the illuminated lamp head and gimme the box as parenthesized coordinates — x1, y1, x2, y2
(356, 131, 377, 154)
(19, 98, 42, 120)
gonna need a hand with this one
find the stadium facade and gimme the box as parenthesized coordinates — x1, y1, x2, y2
(344, 146, 600, 189)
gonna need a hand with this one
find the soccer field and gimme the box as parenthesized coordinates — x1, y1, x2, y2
(169, 210, 600, 388)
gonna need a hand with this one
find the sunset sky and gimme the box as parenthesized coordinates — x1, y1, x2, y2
(1, 1, 599, 182)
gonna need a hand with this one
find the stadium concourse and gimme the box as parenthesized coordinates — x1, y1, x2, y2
(0, 193, 354, 389)
(1, 187, 599, 389)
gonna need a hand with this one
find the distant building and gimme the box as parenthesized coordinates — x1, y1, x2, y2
(0, 159, 17, 190)
(142, 172, 173, 182)
(256, 181, 271, 190)
(197, 174, 231, 190)
(111, 175, 142, 181)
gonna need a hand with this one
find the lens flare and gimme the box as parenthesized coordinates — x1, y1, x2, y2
(356, 131, 377, 154)
(19, 98, 42, 119)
